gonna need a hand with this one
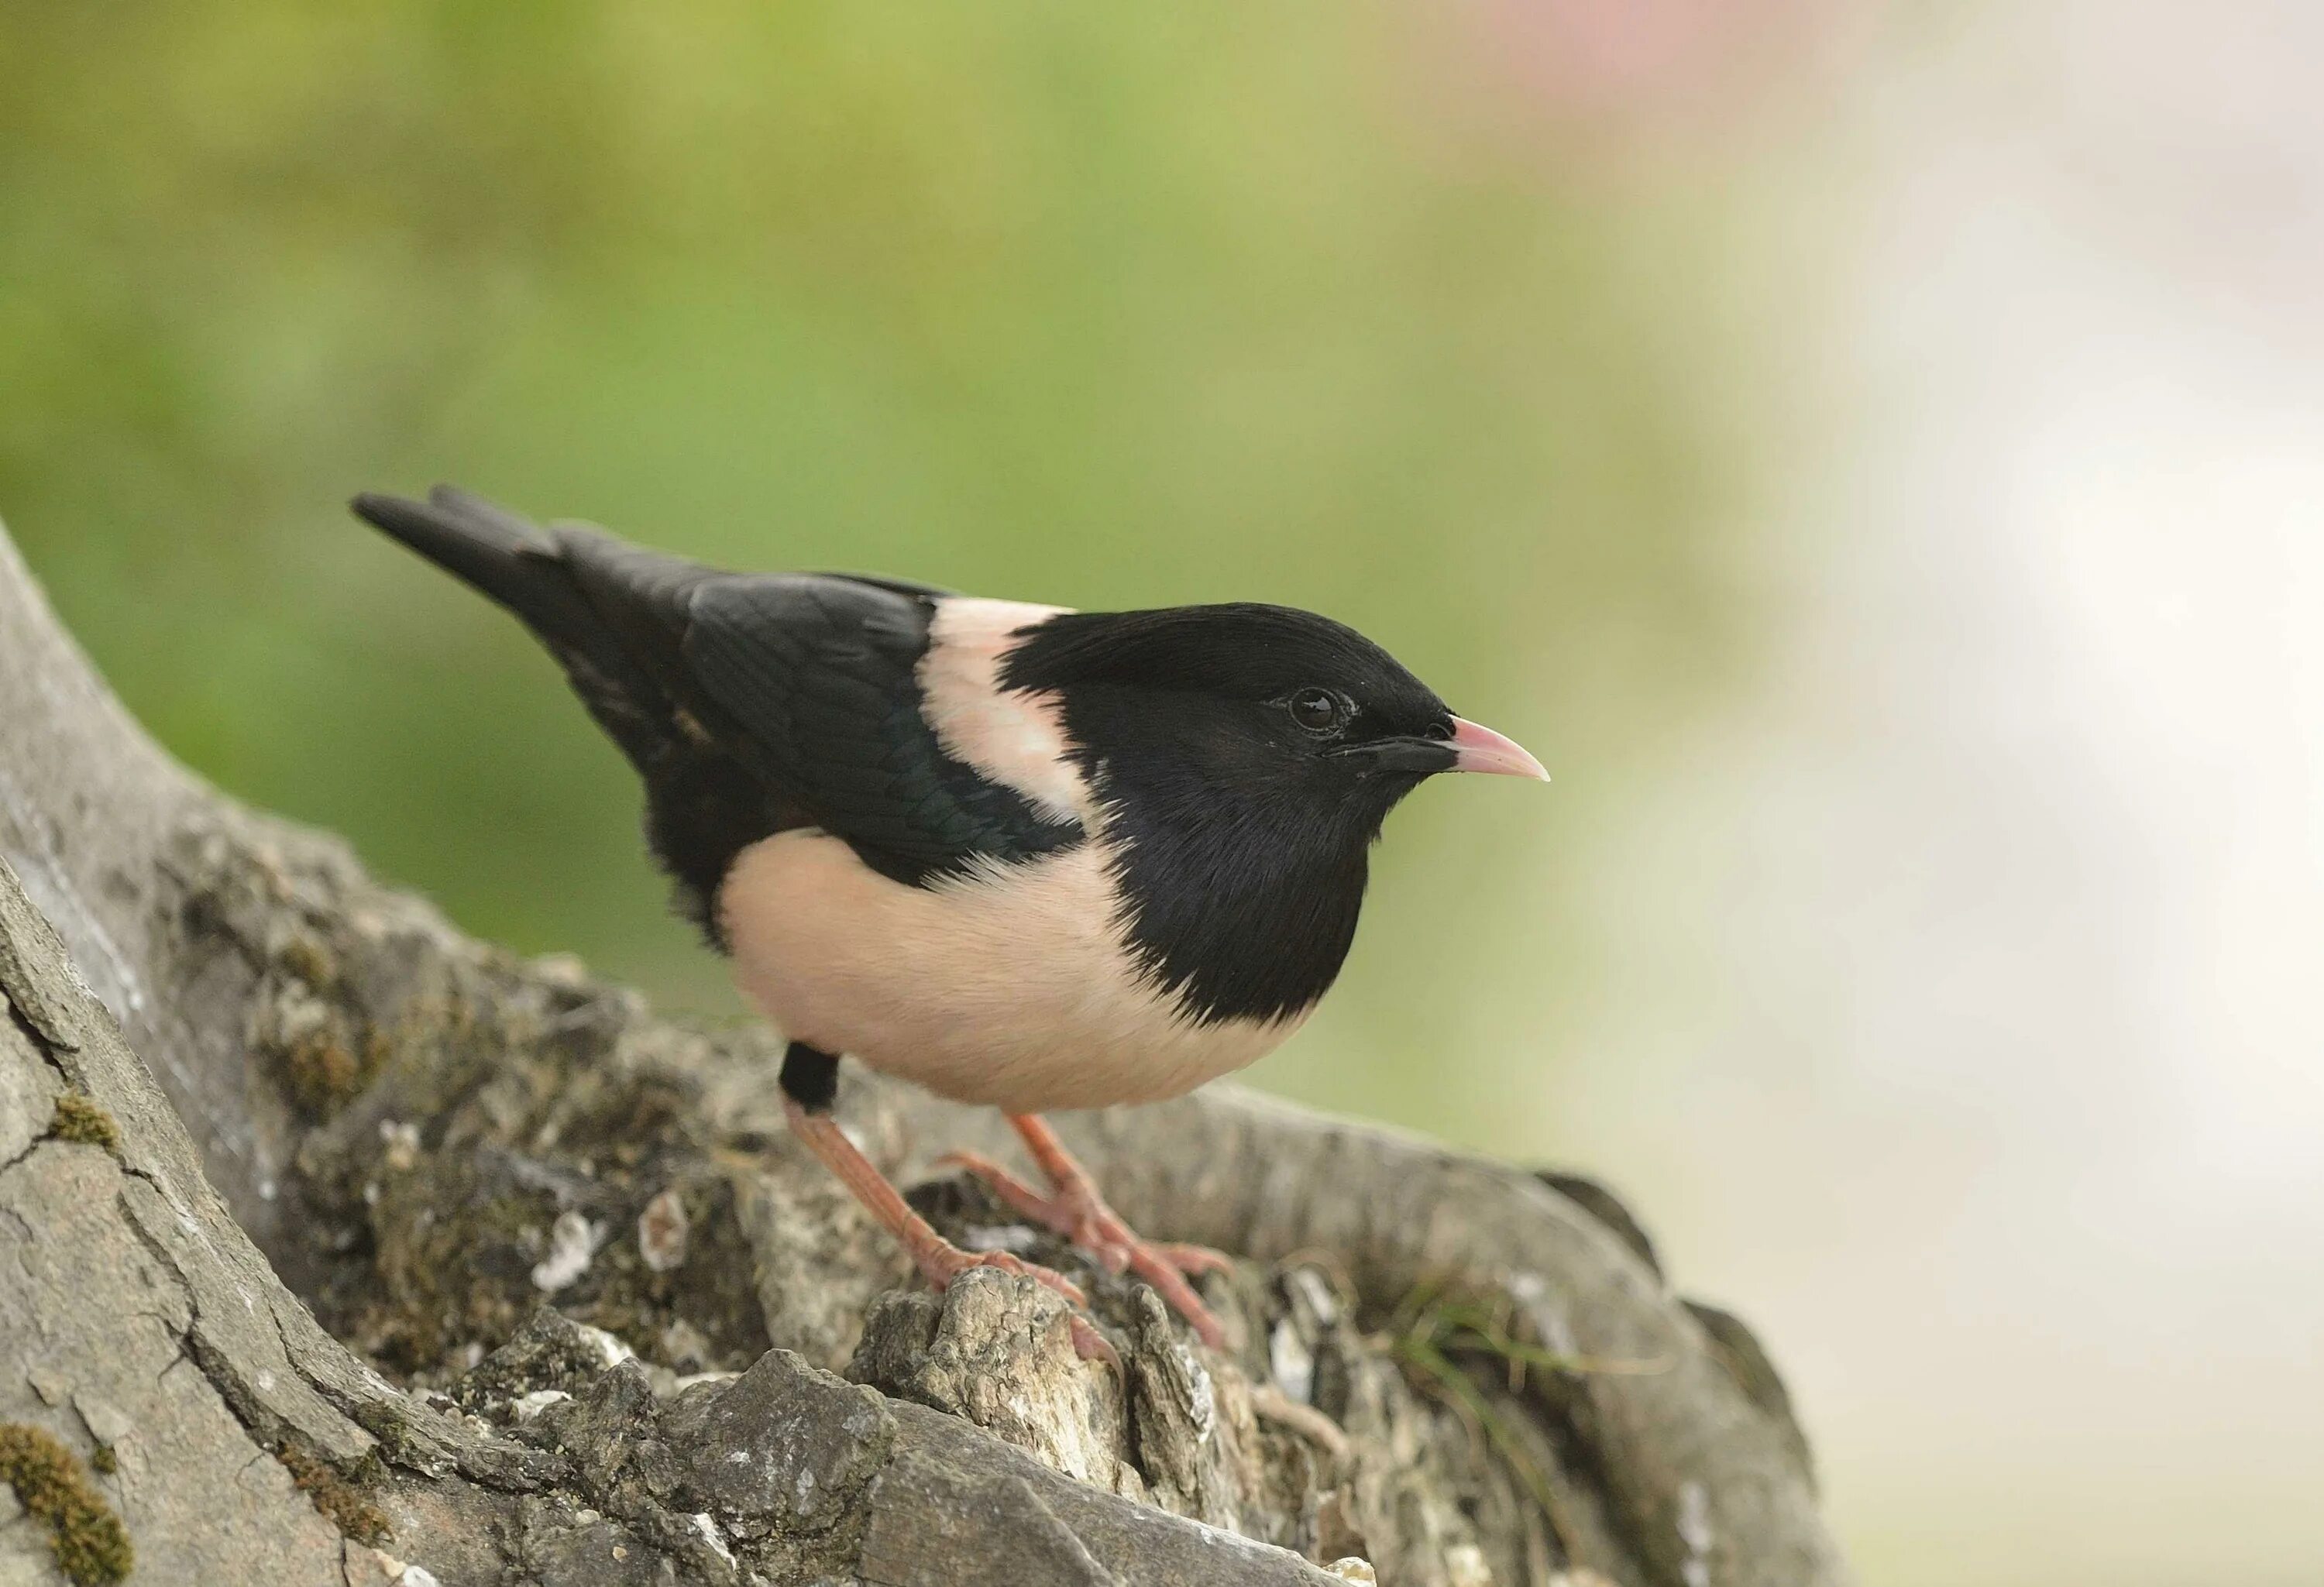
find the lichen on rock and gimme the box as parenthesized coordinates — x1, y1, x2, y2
(46, 1092, 118, 1153)
(274, 1440, 392, 1547)
(0, 1422, 133, 1585)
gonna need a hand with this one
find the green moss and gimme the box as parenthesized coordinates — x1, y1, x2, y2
(283, 1031, 363, 1115)
(88, 1444, 116, 1475)
(277, 935, 338, 989)
(275, 1441, 391, 1546)
(0, 1423, 133, 1585)
(1387, 1279, 1676, 1560)
(347, 1399, 422, 1471)
(48, 1094, 119, 1154)
(265, 935, 394, 1118)
(279, 1023, 392, 1118)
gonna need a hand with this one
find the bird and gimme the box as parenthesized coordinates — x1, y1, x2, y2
(351, 486, 1547, 1361)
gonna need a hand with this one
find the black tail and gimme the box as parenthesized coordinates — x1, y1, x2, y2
(354, 486, 784, 940)
(352, 486, 605, 657)
(351, 486, 705, 774)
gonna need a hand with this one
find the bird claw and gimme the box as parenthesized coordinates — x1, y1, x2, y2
(936, 1149, 1231, 1351)
(909, 1238, 1088, 1307)
(1067, 1314, 1123, 1373)
(1148, 1240, 1237, 1278)
(902, 1224, 1122, 1370)
(782, 1099, 1125, 1369)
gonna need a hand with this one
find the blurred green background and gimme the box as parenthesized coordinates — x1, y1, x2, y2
(0, 1, 1754, 1141)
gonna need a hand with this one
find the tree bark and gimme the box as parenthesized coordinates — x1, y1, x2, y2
(0, 518, 1849, 1587)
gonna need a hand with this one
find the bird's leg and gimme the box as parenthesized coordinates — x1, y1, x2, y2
(939, 1114, 1232, 1350)
(777, 1044, 1118, 1366)
(783, 1100, 1120, 1367)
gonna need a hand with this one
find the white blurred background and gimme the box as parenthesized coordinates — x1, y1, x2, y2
(1471, 2, 2324, 1579)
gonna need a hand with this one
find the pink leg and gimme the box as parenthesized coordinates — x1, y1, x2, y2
(785, 1101, 1119, 1366)
(940, 1114, 1232, 1350)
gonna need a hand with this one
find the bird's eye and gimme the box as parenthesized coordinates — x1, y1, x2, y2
(1287, 687, 1349, 733)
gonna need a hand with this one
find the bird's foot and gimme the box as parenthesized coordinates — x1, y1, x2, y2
(937, 1148, 1231, 1350)
(903, 1225, 1121, 1369)
(780, 1096, 1121, 1365)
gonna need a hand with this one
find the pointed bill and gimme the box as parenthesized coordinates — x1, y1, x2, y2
(1446, 716, 1549, 780)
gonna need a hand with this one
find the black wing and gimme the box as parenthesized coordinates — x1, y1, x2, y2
(355, 487, 1081, 920)
(672, 571, 1080, 885)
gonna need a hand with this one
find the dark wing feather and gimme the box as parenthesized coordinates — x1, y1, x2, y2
(543, 517, 1078, 882)
(680, 576, 1079, 884)
(806, 569, 956, 602)
(356, 486, 1078, 918)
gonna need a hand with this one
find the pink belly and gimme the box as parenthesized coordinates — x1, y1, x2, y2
(717, 832, 1301, 1113)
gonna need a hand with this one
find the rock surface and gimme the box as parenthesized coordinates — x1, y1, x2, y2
(0, 517, 1846, 1584)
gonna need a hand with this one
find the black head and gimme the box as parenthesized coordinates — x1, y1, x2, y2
(1004, 603, 1463, 835)
(1002, 603, 1538, 1024)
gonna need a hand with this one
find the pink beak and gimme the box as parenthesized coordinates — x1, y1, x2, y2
(1447, 716, 1549, 780)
